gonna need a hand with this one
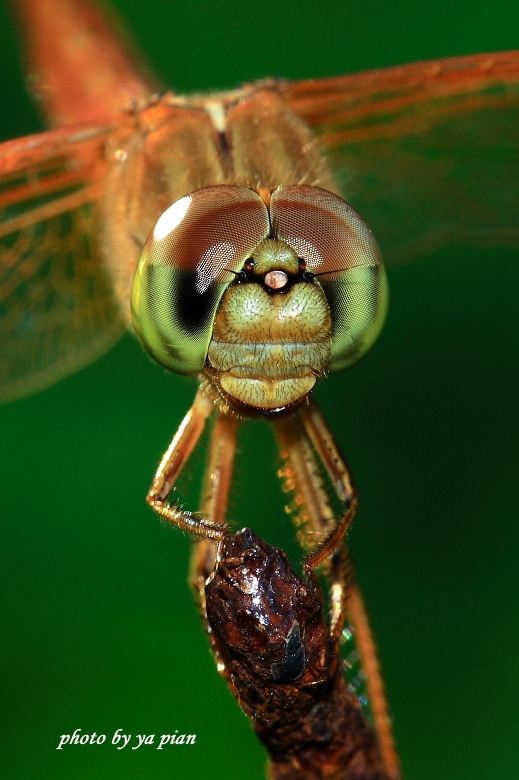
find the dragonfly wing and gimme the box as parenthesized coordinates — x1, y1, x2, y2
(0, 123, 124, 402)
(12, 0, 161, 126)
(284, 51, 519, 263)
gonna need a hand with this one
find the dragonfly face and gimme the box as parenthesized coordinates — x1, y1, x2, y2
(131, 183, 388, 411)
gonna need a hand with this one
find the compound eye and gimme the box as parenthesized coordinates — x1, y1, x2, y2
(270, 186, 389, 374)
(131, 186, 270, 374)
(270, 185, 381, 276)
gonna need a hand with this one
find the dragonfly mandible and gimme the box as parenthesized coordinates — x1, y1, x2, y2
(1, 1, 519, 778)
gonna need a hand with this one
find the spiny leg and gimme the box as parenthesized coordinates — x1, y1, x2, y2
(275, 399, 400, 779)
(274, 411, 336, 548)
(190, 410, 240, 597)
(273, 405, 358, 572)
(299, 399, 356, 506)
(147, 385, 228, 541)
(274, 404, 355, 637)
(328, 542, 353, 642)
(300, 400, 400, 778)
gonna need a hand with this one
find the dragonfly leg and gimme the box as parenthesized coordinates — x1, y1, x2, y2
(146, 385, 228, 542)
(298, 399, 357, 506)
(274, 402, 358, 572)
(190, 410, 240, 596)
(275, 412, 337, 552)
(274, 404, 356, 631)
(276, 399, 400, 778)
(328, 543, 353, 641)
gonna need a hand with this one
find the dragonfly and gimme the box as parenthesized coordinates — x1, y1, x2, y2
(1, 0, 518, 776)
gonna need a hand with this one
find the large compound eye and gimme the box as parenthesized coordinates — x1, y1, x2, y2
(131, 186, 270, 374)
(270, 186, 388, 373)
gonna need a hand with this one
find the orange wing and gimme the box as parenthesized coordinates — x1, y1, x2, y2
(11, 0, 160, 126)
(0, 122, 125, 402)
(0, 0, 160, 402)
(284, 52, 519, 263)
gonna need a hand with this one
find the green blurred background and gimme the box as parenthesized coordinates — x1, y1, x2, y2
(0, 0, 518, 777)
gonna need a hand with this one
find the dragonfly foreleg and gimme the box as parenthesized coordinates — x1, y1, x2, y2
(147, 385, 229, 541)
(190, 410, 240, 596)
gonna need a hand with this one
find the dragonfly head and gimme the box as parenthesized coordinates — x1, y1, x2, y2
(131, 185, 388, 413)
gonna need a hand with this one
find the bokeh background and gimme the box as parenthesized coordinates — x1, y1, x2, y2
(1, 0, 518, 778)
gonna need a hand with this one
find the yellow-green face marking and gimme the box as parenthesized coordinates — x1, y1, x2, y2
(131, 185, 388, 410)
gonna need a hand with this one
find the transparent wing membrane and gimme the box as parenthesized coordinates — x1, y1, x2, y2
(0, 124, 124, 401)
(284, 51, 519, 262)
(340, 621, 372, 718)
